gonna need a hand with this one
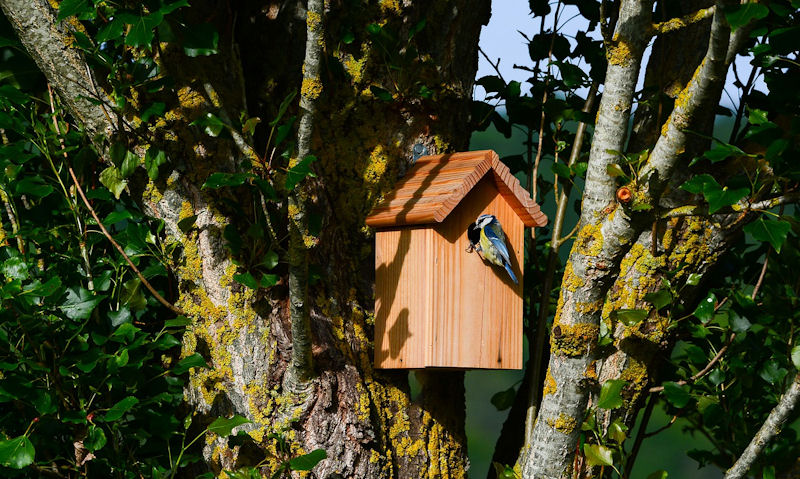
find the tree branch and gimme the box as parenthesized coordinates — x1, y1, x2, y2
(724, 373, 800, 479)
(284, 0, 323, 393)
(640, 1, 731, 200)
(651, 7, 715, 35)
(0, 0, 115, 147)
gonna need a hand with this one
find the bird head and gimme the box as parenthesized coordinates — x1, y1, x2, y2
(475, 214, 497, 229)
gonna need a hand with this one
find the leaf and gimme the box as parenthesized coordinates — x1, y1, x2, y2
(369, 86, 393, 102)
(57, 0, 92, 20)
(177, 214, 197, 233)
(143, 146, 167, 180)
(1, 256, 27, 281)
(608, 419, 628, 443)
(606, 163, 628, 179)
(705, 186, 749, 214)
(646, 471, 668, 479)
(686, 273, 702, 286)
(261, 250, 279, 269)
(104, 396, 139, 421)
(748, 108, 769, 125)
(15, 177, 54, 198)
(583, 443, 614, 467)
(259, 274, 278, 288)
(99, 166, 127, 199)
(85, 425, 107, 452)
(108, 308, 132, 328)
(726, 3, 769, 31)
(164, 316, 192, 328)
(60, 288, 105, 320)
(744, 218, 792, 253)
(208, 415, 251, 437)
(490, 386, 516, 411)
(159, 0, 190, 15)
(182, 23, 219, 57)
(202, 172, 253, 189)
(124, 12, 165, 48)
(703, 143, 745, 163)
(791, 345, 800, 370)
(551, 163, 572, 179)
(234, 272, 259, 290)
(0, 436, 35, 469)
(613, 309, 648, 326)
(191, 112, 226, 137)
(286, 155, 317, 190)
(693, 292, 716, 324)
(270, 90, 297, 127)
(662, 381, 691, 408)
(119, 150, 139, 178)
(680, 174, 717, 194)
(644, 289, 672, 310)
(141, 102, 165, 122)
(759, 360, 787, 385)
(597, 379, 626, 409)
(731, 311, 752, 333)
(172, 353, 208, 375)
(289, 448, 327, 471)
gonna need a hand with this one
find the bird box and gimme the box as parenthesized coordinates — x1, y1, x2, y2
(366, 150, 547, 369)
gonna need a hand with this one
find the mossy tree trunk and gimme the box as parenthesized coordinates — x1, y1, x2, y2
(1, 0, 489, 476)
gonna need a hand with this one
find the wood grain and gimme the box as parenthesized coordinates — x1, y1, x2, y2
(365, 150, 547, 228)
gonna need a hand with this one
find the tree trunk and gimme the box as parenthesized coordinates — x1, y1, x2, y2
(1, 0, 490, 476)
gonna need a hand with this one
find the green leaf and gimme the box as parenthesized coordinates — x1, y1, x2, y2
(173, 353, 208, 375)
(234, 272, 259, 290)
(341, 30, 355, 44)
(119, 150, 139, 178)
(191, 112, 226, 137)
(0, 436, 35, 469)
(1, 256, 27, 281)
(680, 174, 717, 194)
(286, 155, 317, 190)
(108, 308, 132, 328)
(597, 379, 626, 409)
(60, 287, 105, 320)
(141, 102, 165, 122)
(177, 214, 198, 233)
(493, 462, 518, 479)
(744, 218, 792, 253)
(270, 90, 297, 127)
(606, 163, 628, 179)
(261, 250, 280, 270)
(726, 3, 769, 31)
(490, 386, 516, 411)
(731, 311, 752, 333)
(96, 16, 126, 42)
(703, 143, 745, 163)
(104, 396, 139, 421)
(662, 381, 691, 408)
(705, 186, 749, 214)
(369, 85, 393, 102)
(551, 163, 572, 179)
(144, 146, 167, 180)
(748, 108, 769, 125)
(644, 289, 672, 310)
(182, 23, 219, 57)
(259, 274, 278, 288)
(759, 360, 787, 385)
(124, 12, 165, 48)
(289, 448, 327, 471)
(583, 443, 614, 467)
(686, 273, 702, 286)
(99, 166, 127, 199)
(646, 471, 668, 479)
(693, 292, 716, 323)
(159, 0, 190, 15)
(208, 415, 251, 437)
(791, 345, 800, 370)
(608, 419, 628, 443)
(57, 0, 92, 20)
(164, 316, 192, 328)
(202, 172, 254, 189)
(613, 309, 648, 326)
(15, 177, 54, 198)
(85, 425, 107, 452)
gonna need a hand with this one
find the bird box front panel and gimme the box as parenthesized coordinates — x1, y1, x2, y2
(374, 226, 432, 369)
(428, 175, 523, 369)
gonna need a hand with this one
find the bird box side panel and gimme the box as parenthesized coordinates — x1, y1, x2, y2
(479, 200, 523, 370)
(374, 227, 431, 369)
(429, 176, 499, 368)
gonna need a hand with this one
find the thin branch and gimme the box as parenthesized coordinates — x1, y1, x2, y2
(48, 87, 185, 316)
(724, 373, 800, 479)
(651, 6, 715, 35)
(642, 414, 678, 438)
(648, 332, 735, 393)
(284, 0, 323, 393)
(478, 47, 506, 83)
(623, 391, 656, 478)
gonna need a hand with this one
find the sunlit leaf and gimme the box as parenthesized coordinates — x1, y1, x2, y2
(0, 436, 35, 469)
(288, 448, 327, 471)
(597, 379, 626, 409)
(104, 396, 139, 421)
(744, 218, 792, 253)
(583, 443, 614, 467)
(208, 415, 251, 437)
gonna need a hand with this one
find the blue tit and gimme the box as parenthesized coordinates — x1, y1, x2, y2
(467, 214, 518, 284)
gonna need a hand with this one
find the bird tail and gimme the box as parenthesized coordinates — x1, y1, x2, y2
(504, 262, 518, 284)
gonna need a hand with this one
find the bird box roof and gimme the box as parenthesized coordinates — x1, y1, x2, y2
(366, 150, 548, 228)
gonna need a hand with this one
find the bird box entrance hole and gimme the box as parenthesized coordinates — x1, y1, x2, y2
(366, 150, 547, 370)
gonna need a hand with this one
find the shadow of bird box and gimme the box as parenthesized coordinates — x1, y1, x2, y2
(366, 150, 547, 369)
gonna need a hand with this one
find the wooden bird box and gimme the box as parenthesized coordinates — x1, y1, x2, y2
(366, 150, 547, 369)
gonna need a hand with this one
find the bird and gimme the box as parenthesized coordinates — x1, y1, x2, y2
(467, 214, 518, 284)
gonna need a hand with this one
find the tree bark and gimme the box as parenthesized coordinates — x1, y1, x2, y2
(1, 0, 490, 476)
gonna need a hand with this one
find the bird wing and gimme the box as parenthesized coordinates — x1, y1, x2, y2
(483, 224, 511, 265)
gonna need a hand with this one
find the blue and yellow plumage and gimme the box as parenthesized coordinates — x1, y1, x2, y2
(467, 214, 518, 284)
